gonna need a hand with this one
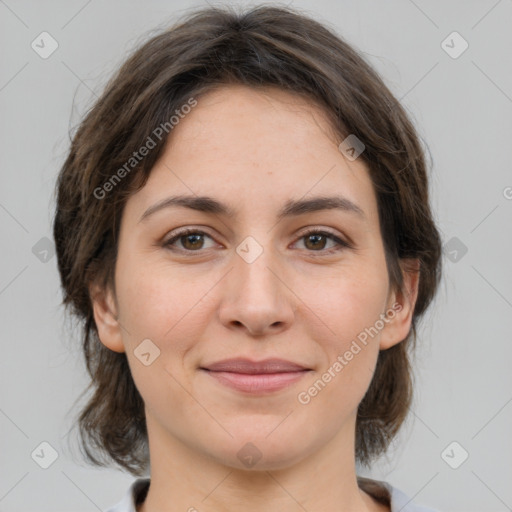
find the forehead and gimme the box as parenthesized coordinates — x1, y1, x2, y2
(175, 83, 340, 150)
(125, 84, 379, 227)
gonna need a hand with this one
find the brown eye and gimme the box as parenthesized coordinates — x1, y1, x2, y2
(180, 233, 205, 250)
(304, 233, 328, 250)
(296, 229, 351, 254)
(164, 229, 214, 251)
(163, 228, 351, 255)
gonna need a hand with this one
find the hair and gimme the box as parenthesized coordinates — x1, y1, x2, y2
(53, 3, 442, 476)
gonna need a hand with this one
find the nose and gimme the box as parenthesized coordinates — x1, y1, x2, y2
(217, 245, 296, 337)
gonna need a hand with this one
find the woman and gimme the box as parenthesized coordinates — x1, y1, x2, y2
(53, 5, 442, 511)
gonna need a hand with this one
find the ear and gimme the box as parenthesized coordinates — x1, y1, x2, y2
(379, 258, 420, 351)
(89, 282, 125, 353)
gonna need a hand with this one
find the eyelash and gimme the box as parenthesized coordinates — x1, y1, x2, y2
(163, 227, 352, 255)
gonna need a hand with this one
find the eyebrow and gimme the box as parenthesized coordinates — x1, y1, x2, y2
(139, 194, 366, 223)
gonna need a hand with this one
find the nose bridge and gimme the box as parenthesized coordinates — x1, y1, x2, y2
(234, 234, 282, 304)
(218, 234, 295, 334)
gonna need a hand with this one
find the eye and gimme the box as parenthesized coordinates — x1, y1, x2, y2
(163, 227, 351, 255)
(293, 229, 351, 254)
(163, 228, 216, 252)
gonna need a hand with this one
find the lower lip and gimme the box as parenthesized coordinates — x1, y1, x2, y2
(202, 370, 310, 393)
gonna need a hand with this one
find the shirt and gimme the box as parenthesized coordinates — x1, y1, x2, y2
(105, 476, 440, 511)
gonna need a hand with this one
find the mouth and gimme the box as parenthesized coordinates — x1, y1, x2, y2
(199, 358, 312, 394)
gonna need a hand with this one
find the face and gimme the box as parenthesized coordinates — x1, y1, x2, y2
(92, 84, 417, 471)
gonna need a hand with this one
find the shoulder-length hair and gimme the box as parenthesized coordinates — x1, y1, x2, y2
(53, 4, 442, 476)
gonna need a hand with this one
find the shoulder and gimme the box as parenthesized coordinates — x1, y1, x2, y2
(105, 478, 150, 512)
(358, 476, 441, 512)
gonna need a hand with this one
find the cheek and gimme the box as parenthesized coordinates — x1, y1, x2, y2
(298, 265, 388, 402)
(114, 254, 218, 359)
(114, 262, 210, 417)
(297, 287, 384, 419)
(307, 265, 389, 347)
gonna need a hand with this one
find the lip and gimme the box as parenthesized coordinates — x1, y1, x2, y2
(200, 358, 312, 394)
(202, 358, 310, 373)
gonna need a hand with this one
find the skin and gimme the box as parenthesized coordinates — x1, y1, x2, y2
(91, 84, 419, 512)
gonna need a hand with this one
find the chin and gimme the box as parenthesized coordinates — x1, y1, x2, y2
(207, 432, 312, 472)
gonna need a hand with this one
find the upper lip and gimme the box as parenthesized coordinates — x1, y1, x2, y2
(201, 358, 310, 374)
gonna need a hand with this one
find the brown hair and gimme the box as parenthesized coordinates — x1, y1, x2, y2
(53, 4, 442, 476)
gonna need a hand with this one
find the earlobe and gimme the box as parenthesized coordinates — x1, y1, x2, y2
(89, 283, 125, 353)
(379, 258, 420, 351)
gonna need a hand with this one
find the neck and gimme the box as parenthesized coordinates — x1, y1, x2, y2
(138, 414, 387, 512)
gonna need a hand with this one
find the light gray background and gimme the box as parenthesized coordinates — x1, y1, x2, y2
(1, 0, 511, 511)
